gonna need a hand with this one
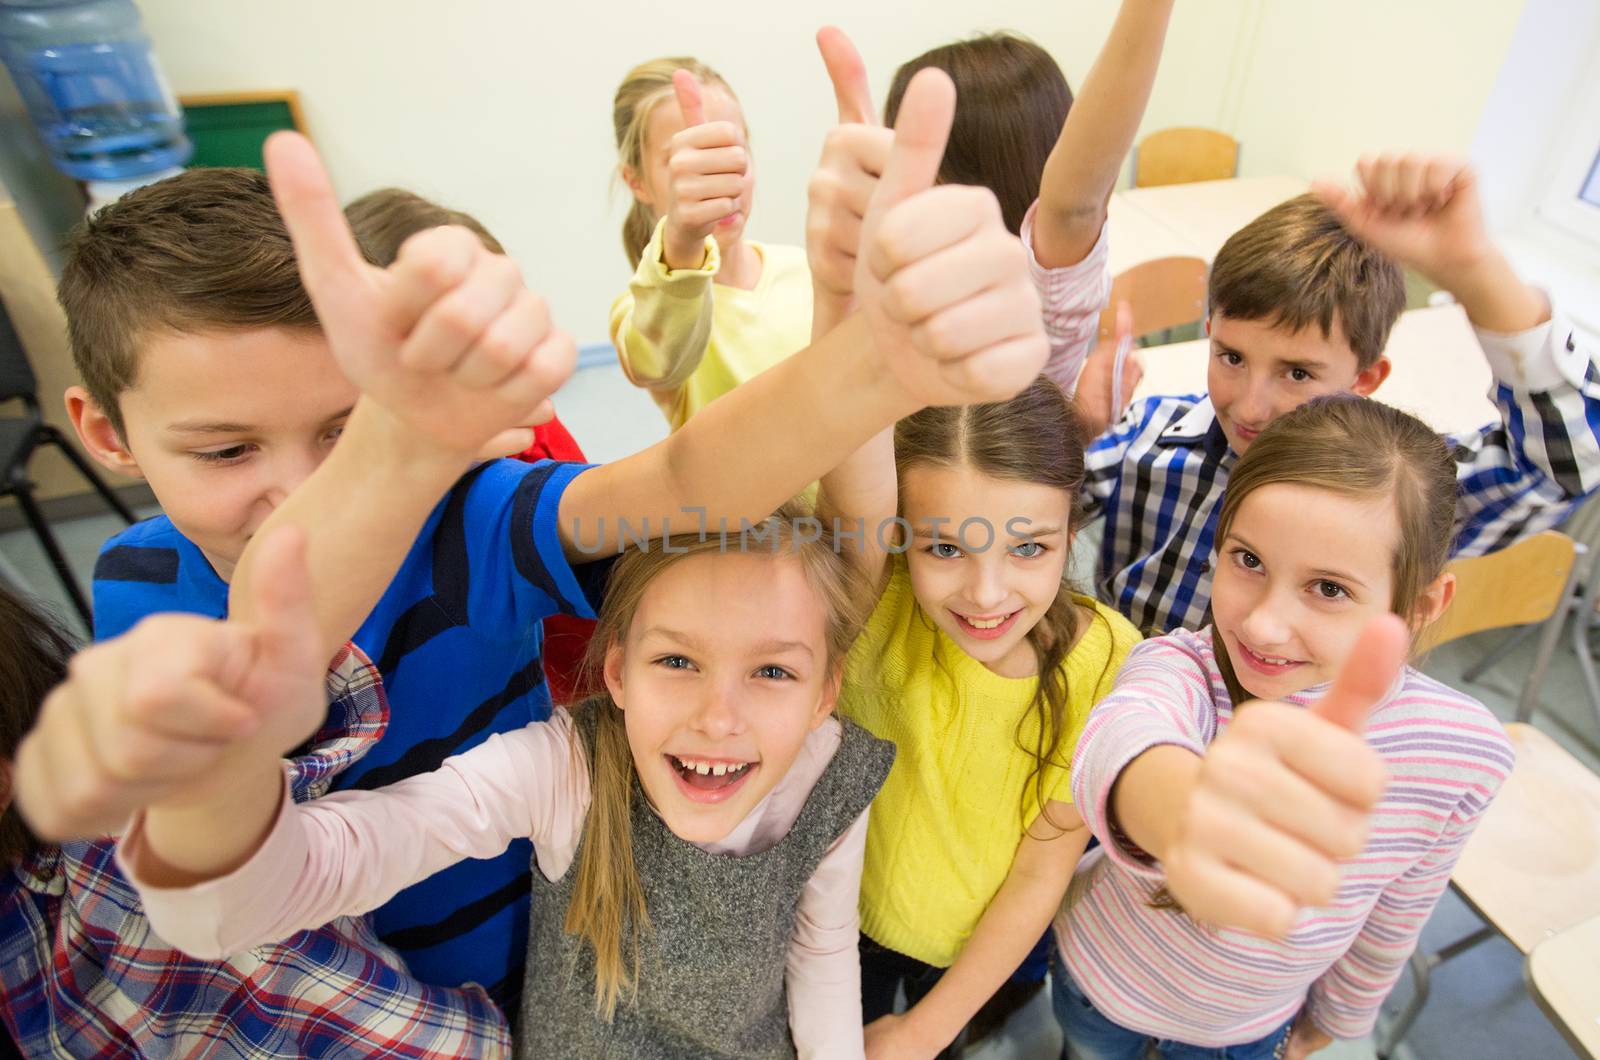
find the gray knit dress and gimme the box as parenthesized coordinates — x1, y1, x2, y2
(516, 698, 894, 1059)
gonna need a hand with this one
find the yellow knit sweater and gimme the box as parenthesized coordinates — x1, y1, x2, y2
(839, 558, 1140, 967)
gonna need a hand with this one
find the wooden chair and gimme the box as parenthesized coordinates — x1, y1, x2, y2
(1095, 256, 1210, 343)
(1131, 127, 1239, 188)
(1379, 530, 1600, 1056)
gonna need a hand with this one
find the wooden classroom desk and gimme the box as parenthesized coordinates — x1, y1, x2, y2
(1113, 175, 1311, 264)
(1529, 914, 1600, 1059)
(1129, 302, 1499, 436)
(1104, 191, 1198, 274)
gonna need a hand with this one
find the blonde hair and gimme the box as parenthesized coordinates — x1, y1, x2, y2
(565, 505, 868, 1018)
(612, 56, 737, 267)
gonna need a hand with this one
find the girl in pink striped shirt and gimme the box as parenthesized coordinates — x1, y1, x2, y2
(1056, 397, 1514, 1060)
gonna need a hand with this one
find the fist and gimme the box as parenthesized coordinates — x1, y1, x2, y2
(1312, 154, 1490, 286)
(661, 70, 749, 267)
(855, 69, 1048, 408)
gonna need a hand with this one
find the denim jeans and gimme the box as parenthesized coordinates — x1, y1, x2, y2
(1050, 950, 1293, 1060)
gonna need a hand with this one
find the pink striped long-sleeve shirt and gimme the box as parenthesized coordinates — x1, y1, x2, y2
(1058, 627, 1513, 1046)
(1020, 201, 1111, 395)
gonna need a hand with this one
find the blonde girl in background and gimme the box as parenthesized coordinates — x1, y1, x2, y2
(611, 57, 812, 431)
(1057, 398, 1514, 1060)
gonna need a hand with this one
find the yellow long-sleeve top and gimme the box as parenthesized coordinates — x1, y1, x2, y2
(608, 216, 813, 431)
(839, 556, 1141, 968)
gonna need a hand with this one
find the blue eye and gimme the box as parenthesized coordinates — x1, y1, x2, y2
(655, 654, 694, 670)
(928, 542, 962, 559)
(755, 664, 793, 681)
(1010, 541, 1044, 558)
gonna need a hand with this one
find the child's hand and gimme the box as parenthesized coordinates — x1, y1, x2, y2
(264, 132, 574, 462)
(1284, 1009, 1334, 1059)
(1311, 155, 1490, 289)
(14, 528, 328, 841)
(1161, 616, 1403, 937)
(661, 71, 748, 270)
(855, 69, 1049, 408)
(863, 1012, 939, 1060)
(1074, 301, 1142, 436)
(808, 28, 890, 337)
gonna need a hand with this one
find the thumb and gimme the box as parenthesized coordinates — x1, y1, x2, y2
(1311, 178, 1375, 239)
(817, 26, 876, 125)
(871, 67, 955, 213)
(264, 132, 372, 319)
(672, 69, 706, 128)
(244, 524, 318, 664)
(1310, 613, 1409, 732)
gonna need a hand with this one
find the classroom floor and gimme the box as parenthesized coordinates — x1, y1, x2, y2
(1, 360, 1590, 1060)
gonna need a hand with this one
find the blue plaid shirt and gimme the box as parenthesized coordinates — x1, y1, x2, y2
(1086, 308, 1600, 634)
(0, 645, 511, 1059)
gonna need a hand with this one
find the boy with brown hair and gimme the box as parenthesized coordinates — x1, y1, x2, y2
(47, 68, 1044, 1035)
(1085, 154, 1600, 633)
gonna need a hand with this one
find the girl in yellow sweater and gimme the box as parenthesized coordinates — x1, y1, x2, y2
(610, 57, 812, 431)
(819, 378, 1140, 1059)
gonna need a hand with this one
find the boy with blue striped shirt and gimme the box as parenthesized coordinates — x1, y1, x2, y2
(1086, 154, 1600, 634)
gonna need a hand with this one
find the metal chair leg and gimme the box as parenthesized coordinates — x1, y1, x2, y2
(1462, 621, 1537, 683)
(1570, 553, 1600, 733)
(11, 483, 92, 627)
(1376, 922, 1498, 1058)
(1377, 950, 1434, 1059)
(1516, 557, 1583, 724)
(42, 426, 136, 523)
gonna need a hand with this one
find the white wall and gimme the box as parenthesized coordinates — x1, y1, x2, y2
(133, 0, 1525, 345)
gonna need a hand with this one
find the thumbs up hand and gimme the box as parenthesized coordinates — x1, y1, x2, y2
(853, 69, 1048, 407)
(660, 70, 750, 270)
(264, 132, 574, 463)
(806, 27, 892, 338)
(1161, 615, 1403, 937)
(14, 527, 330, 842)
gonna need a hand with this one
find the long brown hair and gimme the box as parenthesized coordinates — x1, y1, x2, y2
(894, 376, 1108, 831)
(1209, 396, 1458, 707)
(565, 506, 868, 1018)
(0, 587, 77, 867)
(885, 33, 1073, 236)
(612, 56, 737, 267)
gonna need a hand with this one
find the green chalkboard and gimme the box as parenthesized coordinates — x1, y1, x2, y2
(180, 94, 304, 171)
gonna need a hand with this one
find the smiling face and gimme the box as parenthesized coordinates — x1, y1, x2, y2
(1211, 482, 1408, 699)
(602, 550, 837, 845)
(67, 326, 357, 581)
(1206, 313, 1390, 455)
(899, 462, 1074, 679)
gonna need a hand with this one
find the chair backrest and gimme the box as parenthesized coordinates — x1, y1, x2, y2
(0, 297, 40, 406)
(1421, 530, 1580, 650)
(1133, 127, 1239, 188)
(1096, 256, 1210, 341)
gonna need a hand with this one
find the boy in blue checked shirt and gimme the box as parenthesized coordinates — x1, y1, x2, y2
(1086, 153, 1600, 633)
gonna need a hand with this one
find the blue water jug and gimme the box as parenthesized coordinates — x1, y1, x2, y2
(0, 0, 190, 182)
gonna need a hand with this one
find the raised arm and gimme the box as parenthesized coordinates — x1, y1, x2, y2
(1031, 0, 1176, 269)
(14, 527, 326, 875)
(611, 71, 743, 391)
(227, 131, 576, 659)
